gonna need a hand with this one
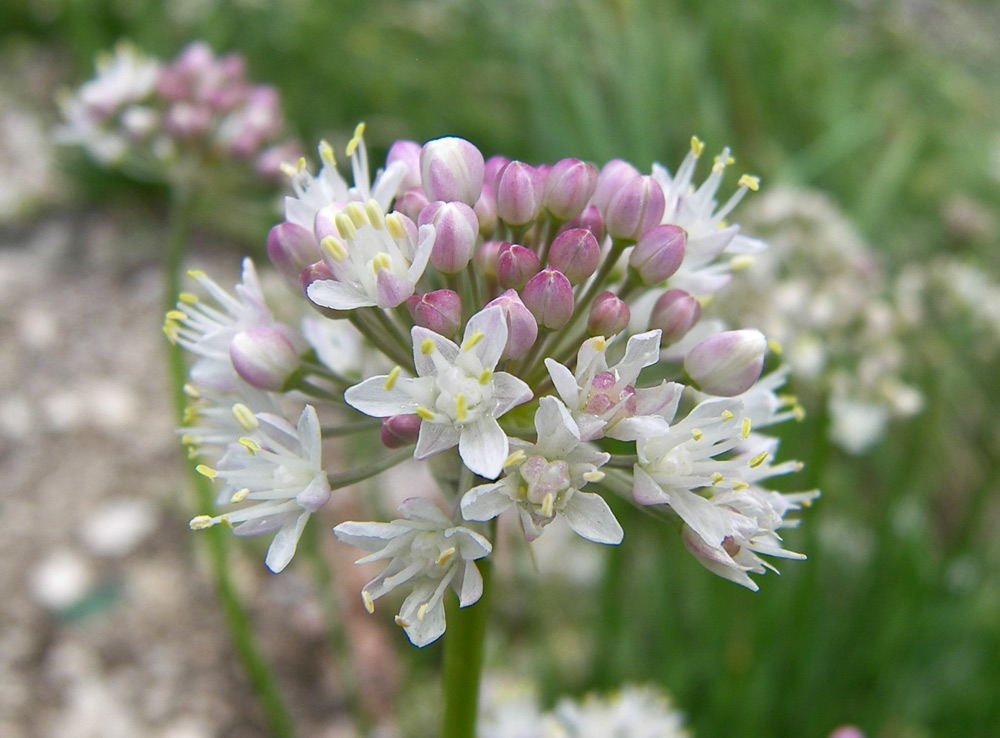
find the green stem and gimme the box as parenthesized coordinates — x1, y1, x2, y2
(327, 447, 414, 490)
(163, 188, 298, 738)
(442, 559, 493, 738)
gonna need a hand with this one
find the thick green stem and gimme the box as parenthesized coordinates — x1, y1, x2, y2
(163, 188, 298, 738)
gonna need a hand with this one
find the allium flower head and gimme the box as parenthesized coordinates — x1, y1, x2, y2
(334, 497, 491, 647)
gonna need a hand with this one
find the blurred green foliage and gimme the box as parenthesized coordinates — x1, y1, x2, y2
(6, 0, 999, 736)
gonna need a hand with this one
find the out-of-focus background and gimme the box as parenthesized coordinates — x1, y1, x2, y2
(1, 1, 998, 737)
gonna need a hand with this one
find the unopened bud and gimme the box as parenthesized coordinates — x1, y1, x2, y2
(300, 261, 349, 318)
(522, 268, 574, 330)
(381, 414, 422, 448)
(267, 222, 318, 285)
(486, 289, 538, 360)
(406, 290, 463, 337)
(560, 205, 604, 240)
(496, 243, 541, 291)
(418, 201, 479, 274)
(544, 158, 598, 221)
(484, 155, 510, 191)
(394, 186, 429, 222)
(386, 139, 422, 190)
(649, 289, 701, 345)
(587, 292, 630, 336)
(164, 102, 211, 139)
(684, 329, 766, 396)
(605, 175, 666, 242)
(548, 228, 600, 285)
(496, 160, 545, 227)
(592, 159, 640, 213)
(230, 326, 300, 391)
(629, 224, 686, 285)
(420, 136, 485, 206)
(475, 240, 504, 279)
(474, 185, 498, 236)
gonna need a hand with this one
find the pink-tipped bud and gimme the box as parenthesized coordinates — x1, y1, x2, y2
(406, 289, 463, 336)
(420, 136, 484, 206)
(300, 261, 348, 319)
(496, 161, 546, 227)
(560, 205, 605, 240)
(649, 289, 701, 345)
(394, 187, 430, 223)
(381, 414, 422, 448)
(484, 155, 510, 191)
(418, 201, 479, 274)
(629, 224, 686, 285)
(684, 329, 766, 396)
(544, 158, 598, 221)
(605, 175, 666, 242)
(548, 228, 600, 285)
(592, 159, 641, 213)
(386, 139, 422, 190)
(496, 243, 541, 291)
(587, 292, 630, 336)
(164, 102, 211, 139)
(474, 185, 498, 237)
(522, 268, 574, 330)
(267, 222, 319, 286)
(486, 289, 538, 360)
(230, 326, 300, 391)
(475, 240, 505, 279)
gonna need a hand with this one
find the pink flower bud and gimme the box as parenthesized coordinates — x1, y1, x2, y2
(406, 289, 463, 336)
(587, 292, 630, 336)
(496, 160, 545, 227)
(684, 329, 766, 396)
(592, 159, 640, 213)
(649, 289, 701, 345)
(544, 158, 598, 221)
(474, 184, 498, 237)
(486, 289, 538, 360)
(313, 205, 340, 242)
(386, 139, 422, 190)
(418, 201, 479, 274)
(300, 261, 348, 319)
(164, 102, 211, 139)
(394, 187, 429, 223)
(605, 175, 666, 242)
(560, 205, 604, 240)
(629, 224, 686, 285)
(484, 155, 510, 191)
(496, 243, 541, 291)
(420, 136, 484, 206)
(381, 414, 422, 448)
(475, 240, 504, 279)
(828, 728, 865, 738)
(267, 222, 319, 285)
(229, 326, 300, 391)
(548, 228, 600, 285)
(522, 268, 574, 329)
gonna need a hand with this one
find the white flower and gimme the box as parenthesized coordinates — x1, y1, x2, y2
(545, 330, 679, 442)
(188, 405, 331, 573)
(178, 383, 280, 462)
(333, 497, 491, 647)
(462, 397, 620, 544)
(652, 137, 766, 295)
(345, 306, 533, 479)
(305, 200, 435, 309)
(548, 684, 689, 738)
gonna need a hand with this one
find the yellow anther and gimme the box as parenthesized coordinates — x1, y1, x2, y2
(504, 449, 527, 468)
(180, 434, 197, 446)
(238, 437, 260, 455)
(371, 252, 392, 273)
(183, 383, 200, 398)
(417, 603, 428, 621)
(186, 269, 206, 279)
(421, 338, 435, 355)
(540, 493, 556, 518)
(690, 136, 704, 156)
(738, 174, 760, 191)
(365, 200, 385, 230)
(455, 393, 468, 423)
(582, 470, 605, 484)
(162, 321, 179, 344)
(731, 255, 755, 271)
(296, 156, 307, 173)
(346, 202, 370, 229)
(384, 366, 401, 391)
(279, 161, 297, 178)
(165, 309, 187, 321)
(335, 212, 357, 241)
(394, 615, 409, 628)
(711, 472, 724, 486)
(195, 464, 217, 479)
(318, 139, 336, 166)
(219, 516, 233, 529)
(178, 293, 198, 305)
(734, 480, 750, 491)
(793, 405, 806, 422)
(518, 484, 528, 500)
(479, 369, 492, 385)
(189, 515, 215, 530)
(767, 338, 783, 355)
(691, 429, 704, 441)
(385, 212, 406, 240)
(742, 418, 752, 439)
(462, 330, 484, 352)
(416, 406, 435, 421)
(721, 410, 735, 421)
(801, 493, 813, 507)
(590, 336, 606, 351)
(435, 546, 456, 567)
(321, 235, 349, 262)
(232, 403, 258, 432)
(362, 590, 375, 614)
(231, 488, 250, 503)
(749, 452, 769, 469)
(182, 407, 200, 424)
(347, 122, 366, 157)
(187, 446, 199, 460)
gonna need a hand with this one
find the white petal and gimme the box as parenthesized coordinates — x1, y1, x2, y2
(532, 396, 581, 457)
(333, 520, 406, 551)
(406, 223, 436, 283)
(345, 375, 419, 417)
(464, 306, 507, 369)
(632, 465, 670, 505)
(264, 512, 310, 573)
(459, 417, 508, 480)
(667, 487, 750, 551)
(615, 330, 661, 385)
(401, 593, 447, 648)
(491, 372, 533, 417)
(412, 326, 459, 376)
(414, 421, 460, 459)
(545, 358, 580, 407)
(562, 491, 623, 544)
(454, 561, 484, 607)
(307, 279, 376, 310)
(397, 497, 451, 525)
(460, 482, 513, 521)
(445, 526, 493, 560)
(296, 405, 322, 467)
(607, 415, 670, 442)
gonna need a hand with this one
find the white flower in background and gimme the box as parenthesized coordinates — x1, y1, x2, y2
(306, 201, 436, 309)
(334, 497, 491, 647)
(188, 405, 331, 573)
(283, 122, 408, 231)
(548, 684, 690, 738)
(461, 396, 620, 544)
(545, 330, 679, 442)
(178, 383, 280, 462)
(345, 306, 532, 479)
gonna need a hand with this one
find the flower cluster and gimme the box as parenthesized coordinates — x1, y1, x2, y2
(55, 41, 298, 182)
(171, 128, 817, 645)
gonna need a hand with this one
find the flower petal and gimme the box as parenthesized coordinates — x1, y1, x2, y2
(545, 358, 580, 407)
(459, 417, 508, 479)
(632, 465, 670, 506)
(345, 375, 419, 417)
(561, 491, 623, 544)
(532, 396, 581, 457)
(264, 511, 310, 573)
(414, 420, 460, 459)
(412, 326, 460, 377)
(491, 372, 533, 417)
(453, 561, 483, 607)
(464, 306, 507, 369)
(307, 279, 376, 310)
(460, 481, 513, 521)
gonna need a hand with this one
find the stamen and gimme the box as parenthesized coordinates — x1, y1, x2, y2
(711, 472, 724, 486)
(182, 383, 200, 399)
(394, 615, 409, 628)
(742, 418, 752, 439)
(738, 174, 760, 191)
(690, 136, 705, 157)
(504, 449, 526, 468)
(384, 366, 401, 391)
(178, 292, 199, 304)
(346, 201, 370, 228)
(186, 269, 206, 279)
(231, 488, 250, 503)
(691, 429, 704, 441)
(417, 603, 428, 621)
(165, 309, 187, 321)
(362, 590, 375, 614)
(365, 200, 385, 229)
(346, 122, 366, 157)
(385, 213, 406, 240)
(279, 161, 297, 178)
(479, 369, 492, 385)
(318, 139, 336, 166)
(296, 156, 307, 173)
(767, 338, 783, 355)
(455, 394, 467, 423)
(749, 452, 769, 469)
(421, 338, 435, 355)
(582, 470, 605, 483)
(416, 406, 436, 421)
(238, 437, 260, 455)
(371, 252, 392, 273)
(540, 493, 556, 518)
(189, 515, 215, 530)
(435, 547, 456, 567)
(721, 410, 735, 421)
(734, 481, 750, 491)
(232, 403, 258, 432)
(731, 255, 755, 271)
(321, 236, 349, 262)
(195, 464, 217, 479)
(335, 212, 357, 241)
(462, 330, 484, 351)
